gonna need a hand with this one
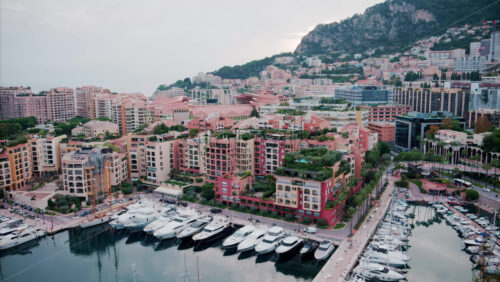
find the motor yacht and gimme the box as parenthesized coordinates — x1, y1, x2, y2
(275, 235, 303, 256)
(362, 250, 408, 268)
(237, 228, 266, 252)
(192, 216, 232, 242)
(144, 213, 177, 235)
(0, 227, 46, 250)
(314, 240, 335, 261)
(353, 263, 405, 281)
(177, 216, 213, 239)
(464, 236, 484, 247)
(0, 223, 30, 236)
(300, 239, 319, 256)
(254, 226, 286, 254)
(153, 212, 200, 240)
(124, 208, 161, 232)
(222, 224, 256, 248)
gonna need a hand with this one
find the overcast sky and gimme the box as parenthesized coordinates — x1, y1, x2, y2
(1, 0, 382, 95)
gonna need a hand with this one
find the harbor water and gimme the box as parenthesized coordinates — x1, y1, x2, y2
(0, 225, 322, 282)
(405, 205, 474, 282)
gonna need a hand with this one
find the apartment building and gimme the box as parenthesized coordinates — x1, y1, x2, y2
(311, 110, 369, 130)
(216, 173, 253, 203)
(236, 138, 254, 175)
(206, 137, 236, 180)
(368, 122, 396, 143)
(30, 135, 66, 175)
(144, 140, 174, 185)
(359, 104, 411, 122)
(0, 87, 32, 120)
(62, 147, 127, 201)
(94, 93, 148, 134)
(0, 143, 32, 192)
(254, 136, 298, 176)
(75, 86, 109, 118)
(177, 137, 207, 175)
(127, 135, 148, 181)
(394, 87, 470, 117)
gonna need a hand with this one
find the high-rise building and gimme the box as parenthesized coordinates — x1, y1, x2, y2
(75, 86, 109, 118)
(335, 85, 393, 106)
(394, 87, 470, 117)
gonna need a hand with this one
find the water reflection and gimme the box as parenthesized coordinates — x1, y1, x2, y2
(0, 224, 321, 282)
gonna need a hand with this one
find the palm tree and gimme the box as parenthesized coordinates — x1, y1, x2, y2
(492, 159, 500, 191)
(482, 163, 492, 189)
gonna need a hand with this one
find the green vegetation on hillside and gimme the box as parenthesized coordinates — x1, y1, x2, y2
(295, 0, 499, 55)
(211, 53, 293, 79)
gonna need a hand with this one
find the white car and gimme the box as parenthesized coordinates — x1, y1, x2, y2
(304, 227, 317, 234)
(483, 188, 491, 192)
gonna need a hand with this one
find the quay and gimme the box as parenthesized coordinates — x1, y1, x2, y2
(443, 201, 500, 245)
(312, 174, 396, 282)
(0, 201, 133, 235)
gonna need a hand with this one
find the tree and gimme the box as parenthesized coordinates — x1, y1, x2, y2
(474, 116, 491, 134)
(442, 117, 461, 131)
(482, 163, 492, 189)
(189, 128, 199, 137)
(465, 189, 479, 201)
(250, 106, 260, 118)
(153, 124, 169, 135)
(482, 129, 500, 152)
(425, 125, 440, 139)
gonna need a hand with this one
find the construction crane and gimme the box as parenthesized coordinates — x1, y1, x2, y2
(482, 20, 499, 62)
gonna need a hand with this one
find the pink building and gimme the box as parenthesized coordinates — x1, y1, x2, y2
(206, 137, 236, 180)
(254, 135, 299, 176)
(0, 87, 32, 120)
(75, 86, 109, 118)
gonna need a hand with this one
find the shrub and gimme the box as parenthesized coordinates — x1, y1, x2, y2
(58, 205, 70, 214)
(317, 218, 329, 228)
(230, 203, 238, 209)
(260, 209, 269, 216)
(395, 180, 409, 188)
(250, 206, 259, 214)
(284, 213, 295, 221)
(301, 217, 312, 225)
(465, 189, 479, 201)
(196, 178, 203, 183)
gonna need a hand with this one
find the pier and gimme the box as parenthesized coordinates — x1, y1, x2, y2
(312, 175, 396, 282)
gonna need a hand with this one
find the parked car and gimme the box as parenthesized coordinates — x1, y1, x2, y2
(178, 201, 188, 207)
(210, 208, 222, 214)
(164, 199, 176, 205)
(80, 211, 89, 217)
(483, 188, 491, 192)
(27, 214, 36, 219)
(304, 227, 317, 234)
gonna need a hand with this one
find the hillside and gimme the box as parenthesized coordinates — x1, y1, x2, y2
(295, 0, 500, 55)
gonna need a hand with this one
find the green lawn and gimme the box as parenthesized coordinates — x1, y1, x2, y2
(334, 223, 345, 229)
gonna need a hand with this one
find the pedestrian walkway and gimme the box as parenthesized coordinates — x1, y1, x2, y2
(313, 176, 396, 282)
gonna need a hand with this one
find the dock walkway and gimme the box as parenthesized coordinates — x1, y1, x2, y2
(312, 175, 396, 282)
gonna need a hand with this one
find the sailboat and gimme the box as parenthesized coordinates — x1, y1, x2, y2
(79, 169, 111, 229)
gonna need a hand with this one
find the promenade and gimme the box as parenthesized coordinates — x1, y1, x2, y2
(312, 175, 396, 282)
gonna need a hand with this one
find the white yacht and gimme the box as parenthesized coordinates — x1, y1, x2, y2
(275, 235, 303, 256)
(237, 228, 266, 252)
(464, 236, 484, 247)
(300, 239, 319, 256)
(124, 207, 161, 232)
(79, 216, 111, 229)
(144, 213, 177, 235)
(192, 217, 231, 242)
(153, 212, 200, 240)
(254, 226, 286, 254)
(177, 216, 213, 239)
(0, 223, 30, 236)
(362, 250, 408, 268)
(0, 227, 46, 250)
(354, 263, 405, 281)
(222, 225, 256, 248)
(314, 240, 335, 261)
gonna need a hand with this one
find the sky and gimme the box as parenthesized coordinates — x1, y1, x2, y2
(0, 0, 383, 95)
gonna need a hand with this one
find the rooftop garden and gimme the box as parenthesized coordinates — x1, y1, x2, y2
(274, 148, 342, 181)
